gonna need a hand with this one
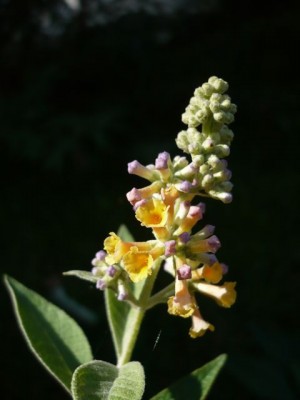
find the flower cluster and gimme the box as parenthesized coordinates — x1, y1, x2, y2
(92, 77, 237, 337)
(176, 75, 236, 203)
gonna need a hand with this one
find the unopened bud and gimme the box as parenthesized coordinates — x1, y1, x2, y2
(177, 264, 192, 280)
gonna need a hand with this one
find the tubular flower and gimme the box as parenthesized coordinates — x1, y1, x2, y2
(122, 247, 154, 283)
(126, 181, 163, 207)
(104, 232, 128, 264)
(189, 306, 215, 338)
(174, 203, 205, 235)
(192, 262, 224, 284)
(127, 160, 159, 181)
(167, 277, 196, 318)
(135, 197, 169, 228)
(193, 281, 237, 308)
(104, 232, 156, 264)
(186, 234, 221, 255)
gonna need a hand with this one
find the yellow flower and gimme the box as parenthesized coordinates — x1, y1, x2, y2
(167, 278, 196, 318)
(135, 197, 169, 228)
(122, 246, 154, 282)
(193, 281, 237, 308)
(192, 262, 224, 284)
(104, 232, 154, 264)
(104, 232, 127, 263)
(189, 307, 215, 338)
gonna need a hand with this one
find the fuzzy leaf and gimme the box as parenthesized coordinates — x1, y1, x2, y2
(4, 275, 93, 392)
(118, 224, 135, 242)
(150, 354, 227, 400)
(71, 360, 145, 400)
(63, 270, 98, 283)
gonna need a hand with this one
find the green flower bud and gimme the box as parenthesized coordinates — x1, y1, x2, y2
(202, 137, 215, 150)
(209, 101, 221, 113)
(220, 98, 231, 110)
(201, 82, 215, 97)
(230, 103, 237, 114)
(213, 169, 232, 181)
(220, 126, 234, 144)
(199, 164, 210, 175)
(208, 76, 229, 94)
(218, 181, 234, 192)
(173, 155, 189, 169)
(207, 154, 222, 168)
(213, 111, 234, 124)
(208, 189, 232, 204)
(192, 154, 205, 166)
(214, 144, 230, 158)
(202, 174, 214, 189)
(176, 76, 236, 202)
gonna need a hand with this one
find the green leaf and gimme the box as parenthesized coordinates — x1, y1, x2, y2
(4, 275, 93, 392)
(71, 360, 145, 400)
(63, 270, 98, 283)
(150, 354, 227, 400)
(118, 224, 135, 242)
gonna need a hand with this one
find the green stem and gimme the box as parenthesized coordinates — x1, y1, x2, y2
(116, 307, 145, 367)
(115, 259, 163, 367)
(146, 282, 175, 310)
(202, 118, 221, 135)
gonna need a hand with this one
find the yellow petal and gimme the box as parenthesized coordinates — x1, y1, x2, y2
(104, 232, 132, 264)
(135, 197, 169, 228)
(192, 262, 223, 284)
(167, 279, 196, 318)
(104, 232, 120, 255)
(189, 308, 215, 338)
(193, 281, 237, 308)
(123, 246, 153, 283)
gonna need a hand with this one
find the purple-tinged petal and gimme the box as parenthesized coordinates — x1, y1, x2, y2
(207, 235, 221, 253)
(96, 279, 106, 290)
(96, 250, 106, 260)
(133, 198, 147, 211)
(126, 188, 142, 205)
(178, 232, 191, 244)
(177, 264, 192, 280)
(91, 267, 99, 276)
(107, 265, 117, 277)
(221, 263, 229, 274)
(177, 180, 193, 193)
(165, 240, 176, 256)
(155, 151, 170, 170)
(128, 160, 157, 180)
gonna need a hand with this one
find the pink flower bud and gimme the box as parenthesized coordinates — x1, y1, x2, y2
(177, 264, 192, 280)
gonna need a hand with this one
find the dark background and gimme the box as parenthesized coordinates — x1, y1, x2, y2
(1, 0, 300, 399)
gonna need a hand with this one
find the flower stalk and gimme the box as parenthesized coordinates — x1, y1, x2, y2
(68, 76, 237, 362)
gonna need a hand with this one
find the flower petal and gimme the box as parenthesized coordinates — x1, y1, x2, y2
(167, 279, 196, 318)
(192, 262, 224, 284)
(122, 246, 154, 283)
(136, 197, 169, 228)
(193, 281, 237, 308)
(189, 308, 215, 338)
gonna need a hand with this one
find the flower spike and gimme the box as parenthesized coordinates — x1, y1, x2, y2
(85, 76, 237, 339)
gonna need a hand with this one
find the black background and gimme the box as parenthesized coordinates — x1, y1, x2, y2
(1, 0, 300, 399)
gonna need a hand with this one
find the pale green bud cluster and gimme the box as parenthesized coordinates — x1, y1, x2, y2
(175, 76, 236, 203)
(181, 76, 236, 128)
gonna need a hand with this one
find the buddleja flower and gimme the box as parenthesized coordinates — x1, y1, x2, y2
(91, 76, 237, 337)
